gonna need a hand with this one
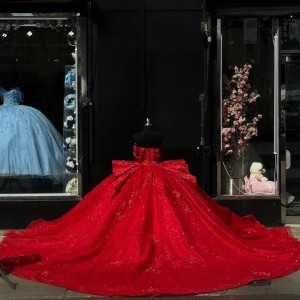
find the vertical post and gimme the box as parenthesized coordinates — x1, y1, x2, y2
(217, 18, 223, 197)
(140, 0, 147, 124)
(273, 20, 280, 195)
(273, 20, 286, 223)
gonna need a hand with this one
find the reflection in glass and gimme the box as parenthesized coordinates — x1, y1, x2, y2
(281, 18, 300, 216)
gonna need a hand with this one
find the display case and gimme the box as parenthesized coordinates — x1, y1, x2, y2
(0, 13, 83, 199)
(216, 18, 280, 198)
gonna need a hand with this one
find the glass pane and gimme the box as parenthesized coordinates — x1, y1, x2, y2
(0, 15, 80, 197)
(281, 18, 300, 216)
(220, 18, 279, 197)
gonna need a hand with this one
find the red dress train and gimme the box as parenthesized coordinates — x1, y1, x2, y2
(0, 145, 300, 296)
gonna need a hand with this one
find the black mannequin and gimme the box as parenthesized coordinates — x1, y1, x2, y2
(133, 118, 164, 148)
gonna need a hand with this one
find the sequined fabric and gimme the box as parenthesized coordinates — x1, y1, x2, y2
(0, 87, 23, 106)
(0, 87, 64, 179)
(1, 146, 300, 296)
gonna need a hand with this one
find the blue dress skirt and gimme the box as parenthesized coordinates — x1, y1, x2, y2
(0, 87, 64, 182)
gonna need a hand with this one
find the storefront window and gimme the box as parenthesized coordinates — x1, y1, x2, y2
(0, 13, 81, 197)
(217, 18, 280, 197)
(281, 18, 300, 219)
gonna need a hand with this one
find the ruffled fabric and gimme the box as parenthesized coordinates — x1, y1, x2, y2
(0, 87, 63, 180)
(0, 146, 300, 296)
(244, 176, 276, 194)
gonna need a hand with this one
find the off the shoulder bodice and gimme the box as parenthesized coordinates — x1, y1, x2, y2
(0, 87, 23, 106)
(133, 145, 161, 163)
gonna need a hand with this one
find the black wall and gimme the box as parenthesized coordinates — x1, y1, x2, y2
(89, 0, 209, 189)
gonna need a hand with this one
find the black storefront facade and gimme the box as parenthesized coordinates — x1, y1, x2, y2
(1, 0, 300, 228)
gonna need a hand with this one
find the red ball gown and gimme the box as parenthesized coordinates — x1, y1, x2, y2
(1, 145, 300, 296)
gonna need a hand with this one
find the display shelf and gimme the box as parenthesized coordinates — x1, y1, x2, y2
(63, 65, 79, 195)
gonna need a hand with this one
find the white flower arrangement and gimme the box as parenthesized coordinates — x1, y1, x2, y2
(64, 136, 76, 152)
(64, 113, 76, 130)
(65, 156, 77, 173)
(65, 177, 78, 194)
(64, 94, 76, 109)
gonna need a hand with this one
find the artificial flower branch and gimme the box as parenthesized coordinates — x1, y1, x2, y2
(222, 64, 262, 158)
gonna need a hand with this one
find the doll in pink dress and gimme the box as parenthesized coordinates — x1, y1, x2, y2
(243, 162, 276, 194)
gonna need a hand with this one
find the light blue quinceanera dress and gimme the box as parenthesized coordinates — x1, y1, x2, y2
(0, 87, 64, 181)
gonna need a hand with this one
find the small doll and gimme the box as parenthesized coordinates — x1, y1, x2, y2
(243, 162, 276, 194)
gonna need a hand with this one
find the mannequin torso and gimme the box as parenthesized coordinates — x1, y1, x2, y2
(133, 126, 164, 149)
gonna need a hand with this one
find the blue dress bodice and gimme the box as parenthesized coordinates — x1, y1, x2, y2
(0, 87, 23, 107)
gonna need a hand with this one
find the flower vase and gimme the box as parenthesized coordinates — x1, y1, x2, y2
(222, 178, 243, 195)
(221, 151, 248, 195)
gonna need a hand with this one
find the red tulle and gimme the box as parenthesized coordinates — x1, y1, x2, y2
(1, 145, 300, 296)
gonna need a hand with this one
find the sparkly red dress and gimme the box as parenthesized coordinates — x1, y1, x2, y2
(1, 145, 300, 296)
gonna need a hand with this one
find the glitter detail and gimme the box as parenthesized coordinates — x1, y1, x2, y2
(0, 146, 300, 296)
